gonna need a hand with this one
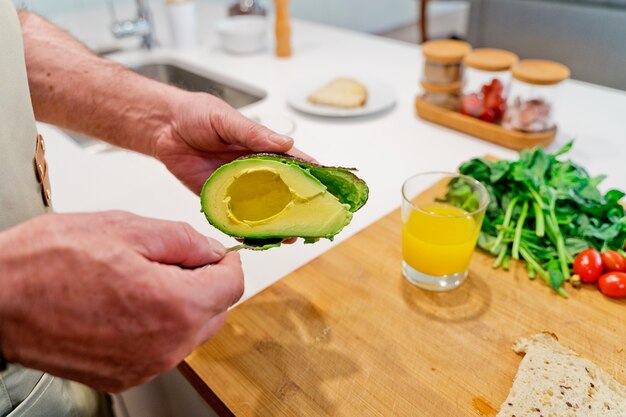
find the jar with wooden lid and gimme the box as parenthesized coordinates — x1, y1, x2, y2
(421, 81, 462, 111)
(461, 48, 518, 123)
(421, 39, 471, 85)
(502, 59, 570, 132)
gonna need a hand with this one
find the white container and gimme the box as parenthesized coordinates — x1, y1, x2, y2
(165, 0, 198, 50)
(216, 15, 267, 54)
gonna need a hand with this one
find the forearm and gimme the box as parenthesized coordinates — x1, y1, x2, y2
(18, 11, 184, 156)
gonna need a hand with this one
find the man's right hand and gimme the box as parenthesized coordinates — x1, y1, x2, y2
(0, 211, 243, 392)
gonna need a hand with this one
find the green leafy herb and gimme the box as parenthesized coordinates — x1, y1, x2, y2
(444, 141, 626, 297)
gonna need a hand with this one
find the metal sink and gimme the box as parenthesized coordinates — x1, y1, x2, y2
(63, 60, 266, 151)
(135, 63, 264, 109)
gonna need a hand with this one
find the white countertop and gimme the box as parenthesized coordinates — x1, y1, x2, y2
(43, 17, 626, 303)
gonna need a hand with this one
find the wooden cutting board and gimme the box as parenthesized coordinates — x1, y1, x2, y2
(180, 180, 626, 417)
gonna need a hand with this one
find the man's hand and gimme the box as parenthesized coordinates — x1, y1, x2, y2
(155, 93, 311, 195)
(0, 211, 243, 392)
(19, 12, 313, 194)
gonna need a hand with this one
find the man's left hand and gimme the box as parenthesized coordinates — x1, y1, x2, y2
(154, 92, 311, 195)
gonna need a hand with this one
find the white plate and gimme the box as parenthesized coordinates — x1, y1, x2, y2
(287, 75, 396, 117)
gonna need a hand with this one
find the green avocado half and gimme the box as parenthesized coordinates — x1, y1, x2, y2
(200, 153, 368, 248)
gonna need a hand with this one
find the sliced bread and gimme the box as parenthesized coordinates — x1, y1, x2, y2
(307, 77, 367, 108)
(497, 332, 626, 417)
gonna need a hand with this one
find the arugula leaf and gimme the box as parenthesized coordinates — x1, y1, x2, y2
(490, 160, 510, 183)
(553, 140, 574, 157)
(546, 259, 566, 290)
(458, 159, 492, 183)
(606, 189, 626, 203)
(440, 177, 481, 212)
(564, 238, 589, 257)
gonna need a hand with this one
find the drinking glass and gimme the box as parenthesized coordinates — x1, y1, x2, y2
(401, 172, 489, 291)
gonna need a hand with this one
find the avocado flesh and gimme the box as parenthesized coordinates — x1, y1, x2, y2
(201, 158, 355, 240)
(238, 153, 369, 212)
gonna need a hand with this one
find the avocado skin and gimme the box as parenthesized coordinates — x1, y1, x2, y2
(201, 154, 369, 245)
(239, 238, 283, 250)
(236, 153, 369, 212)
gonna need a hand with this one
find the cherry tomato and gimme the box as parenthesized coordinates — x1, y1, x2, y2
(598, 272, 626, 299)
(601, 250, 626, 272)
(573, 248, 603, 284)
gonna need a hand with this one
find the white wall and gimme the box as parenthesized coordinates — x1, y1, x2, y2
(14, 0, 419, 34)
(291, 0, 417, 33)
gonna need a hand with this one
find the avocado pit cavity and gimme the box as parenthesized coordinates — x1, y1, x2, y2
(227, 169, 293, 222)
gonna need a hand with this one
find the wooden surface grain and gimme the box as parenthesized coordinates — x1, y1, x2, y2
(181, 181, 625, 417)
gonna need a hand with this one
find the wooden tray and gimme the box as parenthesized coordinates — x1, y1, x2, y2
(180, 180, 625, 417)
(415, 96, 556, 150)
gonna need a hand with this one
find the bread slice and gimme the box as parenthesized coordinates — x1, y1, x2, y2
(497, 333, 626, 417)
(307, 77, 367, 108)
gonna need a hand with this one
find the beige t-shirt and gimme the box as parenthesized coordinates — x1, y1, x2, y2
(0, 0, 50, 230)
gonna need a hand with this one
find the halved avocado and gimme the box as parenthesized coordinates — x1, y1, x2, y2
(201, 153, 368, 245)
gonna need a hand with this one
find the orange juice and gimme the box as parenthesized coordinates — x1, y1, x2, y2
(402, 203, 480, 276)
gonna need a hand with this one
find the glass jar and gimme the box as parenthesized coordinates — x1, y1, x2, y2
(421, 40, 471, 85)
(421, 81, 462, 111)
(460, 48, 518, 123)
(503, 60, 570, 132)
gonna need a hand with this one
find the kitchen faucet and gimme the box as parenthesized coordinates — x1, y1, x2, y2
(108, 0, 155, 49)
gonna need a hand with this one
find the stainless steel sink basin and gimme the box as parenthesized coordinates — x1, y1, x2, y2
(63, 60, 266, 151)
(135, 63, 264, 109)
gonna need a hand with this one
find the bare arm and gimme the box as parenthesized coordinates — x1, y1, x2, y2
(18, 11, 179, 156)
(18, 11, 313, 194)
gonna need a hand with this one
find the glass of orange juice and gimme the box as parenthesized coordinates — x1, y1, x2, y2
(401, 172, 489, 291)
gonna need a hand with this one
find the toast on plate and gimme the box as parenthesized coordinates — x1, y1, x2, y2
(307, 77, 367, 109)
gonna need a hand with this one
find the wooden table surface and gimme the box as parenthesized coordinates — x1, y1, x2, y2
(180, 182, 626, 417)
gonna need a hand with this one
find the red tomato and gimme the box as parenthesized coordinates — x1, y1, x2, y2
(598, 272, 626, 299)
(573, 248, 603, 284)
(601, 250, 626, 272)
